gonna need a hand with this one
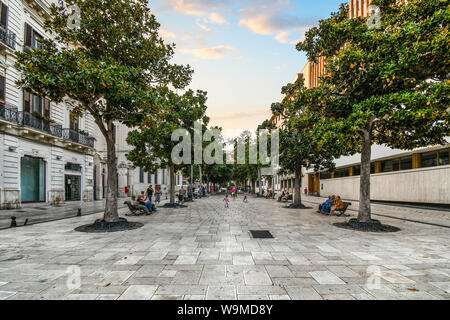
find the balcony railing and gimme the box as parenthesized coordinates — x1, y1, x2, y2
(18, 111, 63, 138)
(62, 128, 95, 148)
(1, 103, 94, 147)
(0, 102, 19, 123)
(0, 24, 16, 49)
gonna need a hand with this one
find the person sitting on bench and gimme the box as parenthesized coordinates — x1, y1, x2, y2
(330, 196, 344, 215)
(136, 193, 153, 212)
(318, 195, 334, 213)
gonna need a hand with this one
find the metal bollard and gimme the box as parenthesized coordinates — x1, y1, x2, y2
(77, 208, 81, 216)
(10, 216, 17, 228)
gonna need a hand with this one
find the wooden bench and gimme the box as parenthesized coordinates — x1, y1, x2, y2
(124, 201, 151, 216)
(318, 201, 351, 216)
(281, 195, 292, 202)
(335, 202, 351, 216)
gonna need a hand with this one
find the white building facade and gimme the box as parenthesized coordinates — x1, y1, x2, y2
(0, 0, 96, 209)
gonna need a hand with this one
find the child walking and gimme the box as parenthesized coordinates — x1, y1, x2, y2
(224, 195, 230, 208)
(243, 193, 248, 203)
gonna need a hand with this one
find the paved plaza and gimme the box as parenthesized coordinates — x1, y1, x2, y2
(0, 195, 449, 300)
(0, 199, 129, 230)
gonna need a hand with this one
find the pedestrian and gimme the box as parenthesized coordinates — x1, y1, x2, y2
(243, 193, 248, 203)
(146, 184, 154, 202)
(155, 187, 161, 204)
(224, 195, 229, 208)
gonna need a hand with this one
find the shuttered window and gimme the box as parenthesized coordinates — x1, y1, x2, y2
(70, 113, 79, 130)
(0, 2, 8, 28)
(23, 91, 31, 112)
(24, 23, 43, 50)
(0, 75, 5, 103)
(43, 98, 51, 118)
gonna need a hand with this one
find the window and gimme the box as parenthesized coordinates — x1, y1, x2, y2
(139, 168, 144, 183)
(155, 170, 158, 184)
(24, 23, 43, 50)
(69, 113, 79, 130)
(421, 152, 437, 168)
(392, 159, 400, 171)
(353, 165, 360, 176)
(439, 149, 449, 166)
(147, 172, 151, 184)
(400, 156, 412, 170)
(370, 163, 375, 174)
(334, 167, 350, 178)
(381, 160, 393, 172)
(112, 123, 116, 143)
(23, 91, 50, 117)
(0, 75, 5, 104)
(0, 2, 8, 28)
(320, 171, 331, 180)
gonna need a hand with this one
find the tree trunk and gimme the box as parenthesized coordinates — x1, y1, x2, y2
(293, 170, 302, 206)
(199, 165, 203, 185)
(103, 120, 119, 222)
(169, 165, 175, 204)
(251, 179, 255, 194)
(358, 129, 372, 222)
(258, 168, 262, 195)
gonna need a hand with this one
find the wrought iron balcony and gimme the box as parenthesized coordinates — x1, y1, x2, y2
(0, 24, 16, 50)
(0, 102, 19, 123)
(18, 111, 62, 138)
(62, 128, 95, 148)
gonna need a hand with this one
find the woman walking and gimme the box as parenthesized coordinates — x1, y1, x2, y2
(155, 187, 161, 204)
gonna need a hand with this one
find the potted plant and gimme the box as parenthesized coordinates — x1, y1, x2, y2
(79, 129, 89, 136)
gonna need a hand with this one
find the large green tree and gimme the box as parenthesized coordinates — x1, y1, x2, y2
(126, 89, 209, 205)
(15, 0, 192, 221)
(296, 0, 449, 222)
(272, 78, 337, 207)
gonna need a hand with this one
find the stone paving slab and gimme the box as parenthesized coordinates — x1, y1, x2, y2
(0, 195, 449, 300)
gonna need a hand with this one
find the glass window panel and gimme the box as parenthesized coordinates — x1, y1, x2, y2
(320, 171, 331, 180)
(353, 165, 360, 176)
(370, 163, 375, 174)
(393, 159, 400, 171)
(381, 160, 393, 172)
(421, 152, 437, 168)
(400, 156, 412, 170)
(439, 149, 449, 166)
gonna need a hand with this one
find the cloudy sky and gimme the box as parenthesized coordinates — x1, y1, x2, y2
(151, 0, 344, 138)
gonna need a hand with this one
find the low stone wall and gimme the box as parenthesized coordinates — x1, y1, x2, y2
(320, 164, 450, 204)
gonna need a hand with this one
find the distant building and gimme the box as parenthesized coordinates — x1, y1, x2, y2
(92, 123, 172, 200)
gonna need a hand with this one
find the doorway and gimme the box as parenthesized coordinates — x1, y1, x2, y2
(20, 156, 46, 203)
(65, 174, 81, 201)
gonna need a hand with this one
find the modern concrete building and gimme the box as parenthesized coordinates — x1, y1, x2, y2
(0, 0, 96, 209)
(276, 0, 450, 205)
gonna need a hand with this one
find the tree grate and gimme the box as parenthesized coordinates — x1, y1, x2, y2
(249, 230, 274, 239)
